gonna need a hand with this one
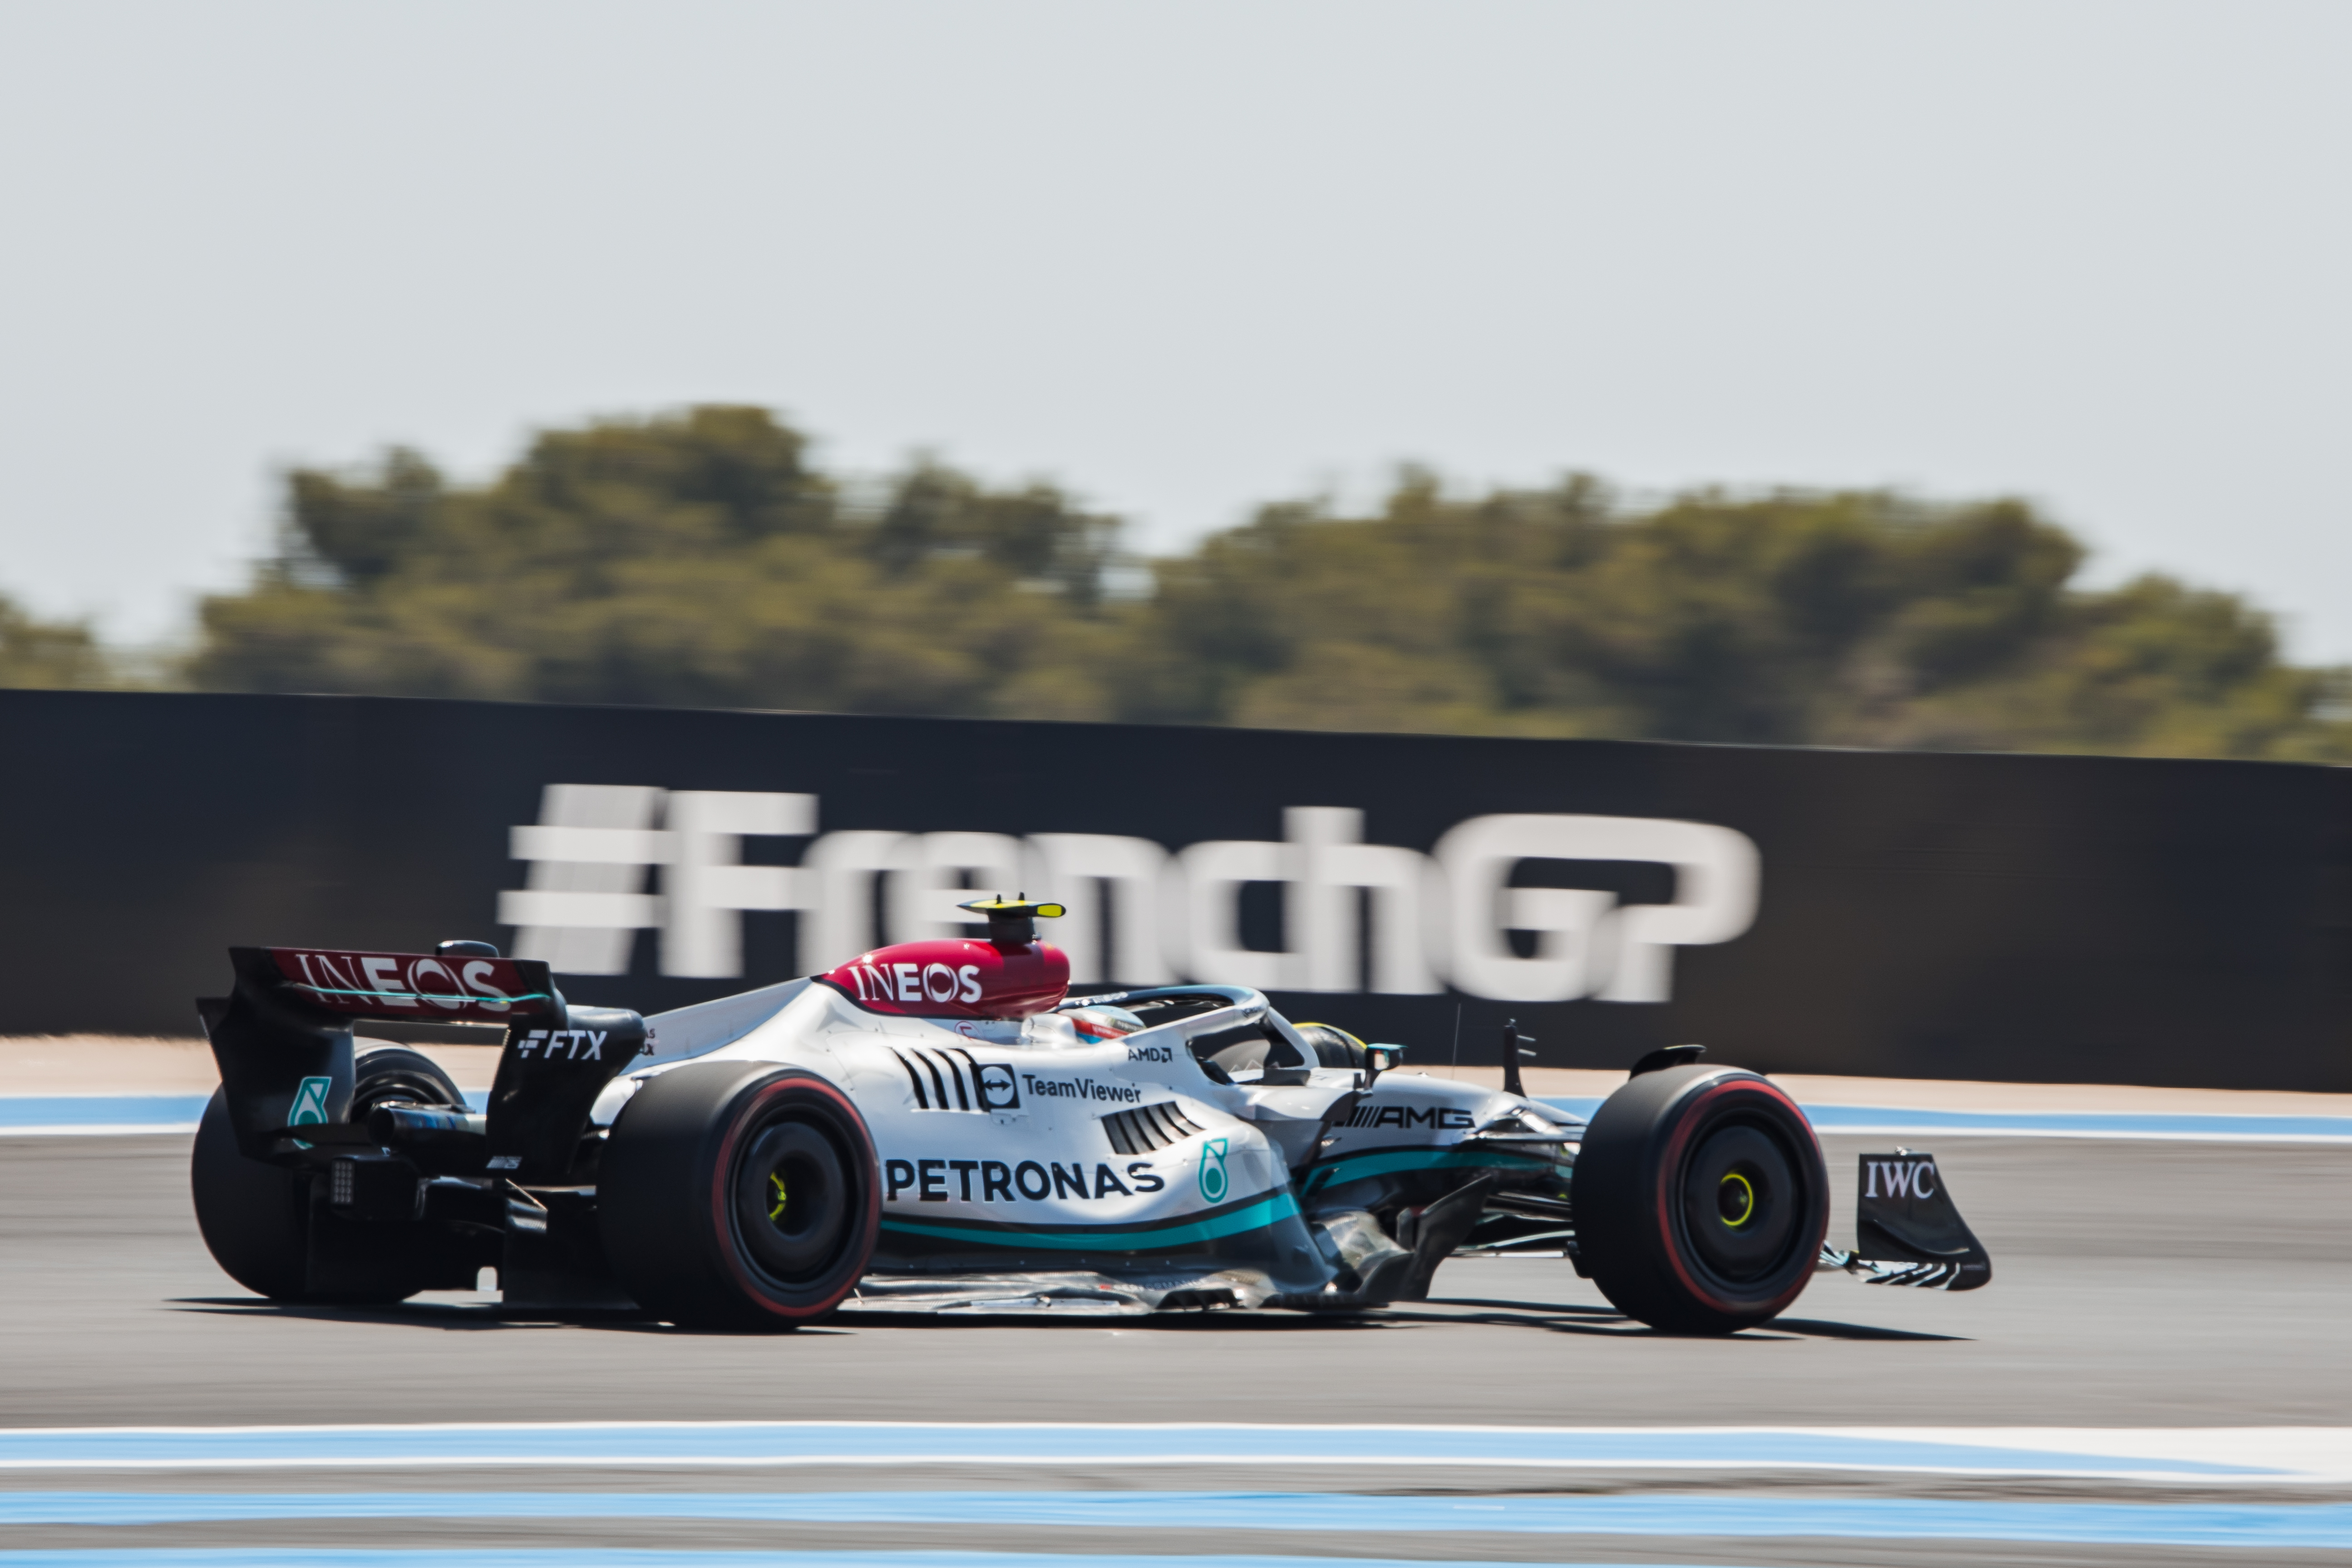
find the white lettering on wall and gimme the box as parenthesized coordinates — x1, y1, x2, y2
(1026, 833, 1173, 988)
(887, 832, 1026, 946)
(501, 789, 1762, 1002)
(661, 791, 816, 978)
(1434, 814, 1760, 1003)
(499, 786, 815, 978)
(497, 784, 666, 975)
(1287, 805, 1440, 996)
(799, 830, 904, 973)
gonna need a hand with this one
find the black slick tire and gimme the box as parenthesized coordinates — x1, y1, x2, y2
(1574, 1064, 1828, 1334)
(598, 1063, 879, 1330)
(346, 1044, 466, 1122)
(190, 1086, 311, 1301)
(189, 1040, 468, 1304)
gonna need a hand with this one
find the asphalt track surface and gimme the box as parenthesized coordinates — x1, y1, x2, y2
(2, 1130, 2347, 1566)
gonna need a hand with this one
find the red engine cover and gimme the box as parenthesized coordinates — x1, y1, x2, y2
(822, 938, 1071, 1020)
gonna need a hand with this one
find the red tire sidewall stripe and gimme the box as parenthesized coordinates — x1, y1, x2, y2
(1650, 1075, 1826, 1317)
(706, 1073, 881, 1321)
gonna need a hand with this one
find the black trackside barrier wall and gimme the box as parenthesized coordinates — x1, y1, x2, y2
(1, 689, 2345, 1090)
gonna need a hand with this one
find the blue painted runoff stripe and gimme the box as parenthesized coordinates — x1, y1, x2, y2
(0, 1491, 2348, 1547)
(0, 1096, 210, 1132)
(0, 1424, 2274, 1477)
(1800, 1102, 2352, 1141)
(0, 1554, 1729, 1568)
(0, 1093, 489, 1134)
(1540, 1097, 2352, 1143)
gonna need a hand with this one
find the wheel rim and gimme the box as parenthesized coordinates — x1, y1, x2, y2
(1677, 1119, 1802, 1285)
(731, 1117, 852, 1284)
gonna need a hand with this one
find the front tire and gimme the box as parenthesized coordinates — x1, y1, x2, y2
(1574, 1064, 1827, 1333)
(598, 1064, 879, 1329)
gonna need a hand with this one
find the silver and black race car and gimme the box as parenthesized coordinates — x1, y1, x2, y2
(191, 898, 1989, 1331)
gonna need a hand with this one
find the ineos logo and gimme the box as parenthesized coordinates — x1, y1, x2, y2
(1864, 1159, 1938, 1199)
(287, 950, 515, 1013)
(843, 960, 983, 1006)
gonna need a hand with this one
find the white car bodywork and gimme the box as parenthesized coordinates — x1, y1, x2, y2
(595, 976, 1583, 1311)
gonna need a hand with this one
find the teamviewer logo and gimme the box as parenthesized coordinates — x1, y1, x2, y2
(975, 1063, 1021, 1112)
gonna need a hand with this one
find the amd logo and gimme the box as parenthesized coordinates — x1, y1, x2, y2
(498, 786, 1760, 1005)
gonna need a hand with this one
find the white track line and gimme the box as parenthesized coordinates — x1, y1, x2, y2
(0, 1423, 2342, 1484)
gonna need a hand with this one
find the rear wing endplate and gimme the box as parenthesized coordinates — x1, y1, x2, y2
(199, 946, 640, 1182)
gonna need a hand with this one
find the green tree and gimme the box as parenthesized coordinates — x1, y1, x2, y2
(0, 597, 112, 690)
(192, 407, 1131, 720)
(1099, 476, 2350, 759)
(180, 404, 2352, 762)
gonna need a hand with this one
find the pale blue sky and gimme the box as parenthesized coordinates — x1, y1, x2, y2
(3, 3, 2347, 656)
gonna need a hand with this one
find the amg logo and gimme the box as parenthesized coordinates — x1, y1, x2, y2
(515, 1029, 606, 1060)
(885, 1157, 1167, 1203)
(1864, 1159, 1938, 1199)
(1347, 1103, 1475, 1130)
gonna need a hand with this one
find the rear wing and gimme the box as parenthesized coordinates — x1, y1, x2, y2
(230, 946, 562, 1025)
(198, 945, 641, 1182)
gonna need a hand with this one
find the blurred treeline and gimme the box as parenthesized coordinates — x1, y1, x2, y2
(11, 405, 2348, 760)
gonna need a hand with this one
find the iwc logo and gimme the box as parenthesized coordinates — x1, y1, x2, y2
(1198, 1137, 1229, 1203)
(1864, 1159, 1938, 1199)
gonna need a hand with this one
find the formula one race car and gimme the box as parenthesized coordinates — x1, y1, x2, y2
(190, 899, 1990, 1333)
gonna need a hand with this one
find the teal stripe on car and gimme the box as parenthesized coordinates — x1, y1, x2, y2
(1303, 1145, 1555, 1193)
(881, 1190, 1301, 1252)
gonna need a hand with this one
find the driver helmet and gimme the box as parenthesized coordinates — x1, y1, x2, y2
(1065, 1004, 1148, 1044)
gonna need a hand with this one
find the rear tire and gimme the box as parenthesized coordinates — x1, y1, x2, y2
(1574, 1065, 1827, 1333)
(190, 1086, 311, 1300)
(346, 1044, 466, 1122)
(189, 1041, 468, 1304)
(598, 1063, 879, 1330)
